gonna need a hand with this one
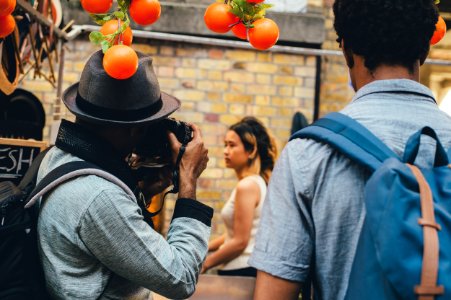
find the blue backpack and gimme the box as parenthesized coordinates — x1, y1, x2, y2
(291, 112, 450, 300)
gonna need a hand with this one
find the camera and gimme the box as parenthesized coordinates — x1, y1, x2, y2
(130, 118, 193, 179)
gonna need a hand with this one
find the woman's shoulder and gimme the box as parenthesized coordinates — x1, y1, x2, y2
(236, 175, 265, 193)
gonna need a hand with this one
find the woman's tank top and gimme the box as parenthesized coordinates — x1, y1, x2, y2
(219, 175, 267, 270)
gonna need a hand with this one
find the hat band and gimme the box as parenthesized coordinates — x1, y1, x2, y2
(75, 93, 163, 122)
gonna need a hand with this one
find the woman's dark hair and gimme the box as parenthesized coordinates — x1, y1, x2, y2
(230, 116, 277, 184)
(333, 0, 439, 72)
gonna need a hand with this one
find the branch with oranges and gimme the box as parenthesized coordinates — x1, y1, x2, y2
(3, 0, 447, 81)
(81, 0, 161, 79)
(204, 0, 280, 51)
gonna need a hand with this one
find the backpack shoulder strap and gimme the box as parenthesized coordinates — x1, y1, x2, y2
(290, 112, 398, 172)
(24, 161, 135, 209)
(17, 146, 53, 190)
(447, 148, 451, 163)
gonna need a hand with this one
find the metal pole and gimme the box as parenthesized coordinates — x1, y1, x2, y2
(313, 56, 321, 121)
(55, 38, 64, 121)
(67, 25, 451, 66)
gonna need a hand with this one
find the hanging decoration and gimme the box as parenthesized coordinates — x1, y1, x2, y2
(86, 0, 161, 79)
(204, 0, 280, 51)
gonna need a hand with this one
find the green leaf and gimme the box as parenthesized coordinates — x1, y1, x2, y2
(91, 13, 109, 19)
(101, 40, 111, 53)
(89, 31, 105, 44)
(90, 13, 110, 25)
(90, 14, 101, 22)
(120, 22, 128, 33)
(117, 0, 130, 9)
(229, 0, 274, 22)
(258, 4, 273, 9)
(233, 0, 247, 6)
(230, 6, 245, 19)
(114, 11, 125, 19)
(254, 11, 265, 19)
(124, 15, 130, 27)
(103, 33, 115, 43)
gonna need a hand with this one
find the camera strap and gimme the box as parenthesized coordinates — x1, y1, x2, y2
(146, 143, 187, 217)
(171, 143, 186, 194)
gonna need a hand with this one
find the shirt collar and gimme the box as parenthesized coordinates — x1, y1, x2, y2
(351, 79, 436, 104)
(55, 119, 138, 191)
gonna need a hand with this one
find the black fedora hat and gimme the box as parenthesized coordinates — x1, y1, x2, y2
(62, 50, 180, 125)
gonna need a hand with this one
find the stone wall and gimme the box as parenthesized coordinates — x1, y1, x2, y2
(20, 38, 317, 237)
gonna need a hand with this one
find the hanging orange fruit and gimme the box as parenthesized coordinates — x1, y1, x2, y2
(232, 22, 248, 40)
(0, 14, 15, 38)
(248, 18, 279, 50)
(204, 3, 239, 33)
(103, 45, 139, 80)
(0, 0, 15, 17)
(100, 19, 133, 46)
(81, 0, 112, 13)
(129, 0, 161, 26)
(431, 15, 447, 45)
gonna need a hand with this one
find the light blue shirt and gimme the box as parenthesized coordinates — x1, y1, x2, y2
(249, 79, 451, 300)
(37, 147, 212, 300)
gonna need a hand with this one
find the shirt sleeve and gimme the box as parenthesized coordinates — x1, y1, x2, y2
(248, 139, 314, 283)
(77, 188, 213, 299)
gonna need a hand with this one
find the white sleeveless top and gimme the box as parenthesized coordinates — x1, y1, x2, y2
(219, 175, 267, 270)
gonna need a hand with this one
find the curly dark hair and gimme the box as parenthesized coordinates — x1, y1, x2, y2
(333, 0, 439, 72)
(230, 117, 277, 184)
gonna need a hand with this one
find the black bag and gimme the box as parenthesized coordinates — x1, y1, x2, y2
(0, 148, 51, 300)
(0, 149, 109, 300)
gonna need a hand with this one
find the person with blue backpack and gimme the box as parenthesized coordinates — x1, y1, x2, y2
(249, 0, 451, 299)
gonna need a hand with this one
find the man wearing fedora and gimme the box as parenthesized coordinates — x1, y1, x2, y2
(36, 50, 212, 299)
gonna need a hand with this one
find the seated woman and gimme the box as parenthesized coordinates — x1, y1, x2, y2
(202, 116, 277, 277)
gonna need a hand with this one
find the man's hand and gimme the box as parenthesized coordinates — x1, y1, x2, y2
(200, 263, 208, 274)
(168, 123, 208, 199)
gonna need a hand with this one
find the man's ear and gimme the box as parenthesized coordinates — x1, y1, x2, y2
(341, 39, 355, 69)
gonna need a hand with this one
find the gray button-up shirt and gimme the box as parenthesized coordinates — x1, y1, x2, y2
(37, 147, 212, 300)
(249, 79, 451, 300)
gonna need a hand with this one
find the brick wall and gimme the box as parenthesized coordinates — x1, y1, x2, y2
(175, 0, 320, 11)
(318, 1, 451, 115)
(20, 38, 317, 237)
(318, 0, 355, 116)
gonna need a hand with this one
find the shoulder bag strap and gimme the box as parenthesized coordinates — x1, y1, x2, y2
(24, 161, 135, 208)
(290, 112, 398, 173)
